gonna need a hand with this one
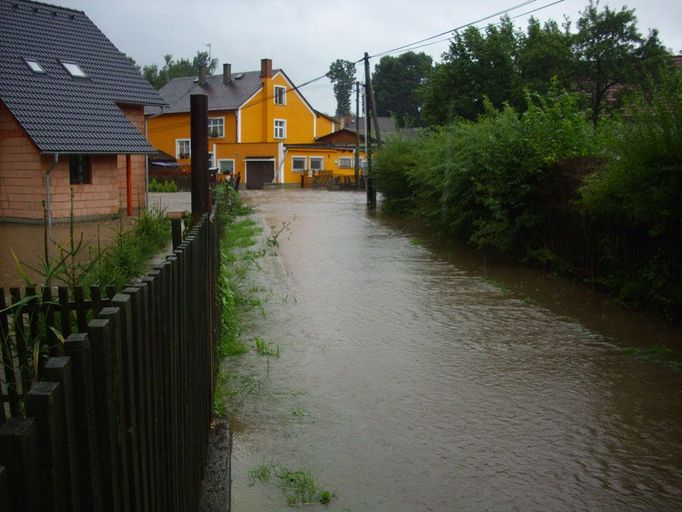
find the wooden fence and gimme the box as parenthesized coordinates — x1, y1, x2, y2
(0, 205, 221, 511)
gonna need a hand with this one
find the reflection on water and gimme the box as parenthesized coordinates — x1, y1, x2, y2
(230, 190, 681, 511)
(0, 219, 127, 287)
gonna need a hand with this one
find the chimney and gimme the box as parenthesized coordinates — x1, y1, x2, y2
(223, 63, 232, 84)
(199, 65, 208, 85)
(260, 58, 272, 79)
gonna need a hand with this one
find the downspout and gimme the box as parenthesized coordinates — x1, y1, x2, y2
(44, 153, 59, 262)
(45, 153, 60, 228)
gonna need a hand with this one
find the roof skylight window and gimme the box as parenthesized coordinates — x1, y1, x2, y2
(61, 61, 87, 78)
(25, 59, 45, 74)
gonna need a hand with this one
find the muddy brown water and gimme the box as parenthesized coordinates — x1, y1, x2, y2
(228, 189, 682, 511)
(0, 219, 128, 288)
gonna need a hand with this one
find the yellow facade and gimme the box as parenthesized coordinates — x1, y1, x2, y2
(147, 60, 364, 187)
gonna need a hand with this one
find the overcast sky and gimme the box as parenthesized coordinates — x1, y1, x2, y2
(54, 0, 682, 114)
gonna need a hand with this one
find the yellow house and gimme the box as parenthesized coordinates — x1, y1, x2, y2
(146, 58, 363, 189)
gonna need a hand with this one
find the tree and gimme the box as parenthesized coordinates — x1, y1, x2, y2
(517, 17, 575, 95)
(420, 17, 521, 124)
(574, 0, 670, 125)
(372, 52, 432, 127)
(327, 59, 356, 117)
(139, 51, 220, 89)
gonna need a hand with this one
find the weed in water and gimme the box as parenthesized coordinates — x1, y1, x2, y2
(623, 345, 682, 370)
(410, 238, 423, 246)
(291, 408, 307, 417)
(248, 462, 275, 485)
(254, 336, 280, 357)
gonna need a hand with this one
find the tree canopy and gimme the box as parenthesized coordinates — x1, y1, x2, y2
(327, 59, 356, 117)
(372, 51, 433, 127)
(140, 51, 219, 89)
(419, 2, 671, 125)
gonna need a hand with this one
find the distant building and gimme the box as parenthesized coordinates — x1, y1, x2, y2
(146, 59, 365, 189)
(0, 0, 165, 221)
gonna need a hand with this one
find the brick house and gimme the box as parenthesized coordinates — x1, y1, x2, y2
(0, 0, 165, 222)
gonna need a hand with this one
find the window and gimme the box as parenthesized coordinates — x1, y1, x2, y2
(208, 117, 224, 138)
(69, 155, 91, 185)
(274, 119, 286, 139)
(176, 139, 191, 159)
(208, 152, 216, 169)
(310, 157, 324, 172)
(219, 160, 235, 174)
(338, 157, 353, 169)
(24, 59, 45, 73)
(292, 156, 307, 172)
(61, 61, 87, 78)
(274, 85, 287, 105)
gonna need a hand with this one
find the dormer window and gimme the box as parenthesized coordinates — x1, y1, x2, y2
(61, 61, 87, 78)
(24, 59, 45, 73)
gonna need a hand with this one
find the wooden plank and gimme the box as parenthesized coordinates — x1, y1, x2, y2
(107, 293, 143, 512)
(74, 287, 88, 333)
(9, 288, 30, 402)
(87, 318, 122, 512)
(58, 287, 71, 338)
(0, 290, 20, 417)
(42, 356, 81, 512)
(123, 285, 151, 512)
(42, 287, 59, 355)
(26, 380, 66, 512)
(0, 417, 39, 512)
(0, 466, 9, 512)
(63, 333, 103, 512)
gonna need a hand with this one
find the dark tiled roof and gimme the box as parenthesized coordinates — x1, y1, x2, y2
(0, 0, 165, 154)
(145, 71, 267, 116)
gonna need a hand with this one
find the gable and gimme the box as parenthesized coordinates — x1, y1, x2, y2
(0, 0, 165, 153)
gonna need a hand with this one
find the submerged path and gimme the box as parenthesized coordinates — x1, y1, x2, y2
(228, 189, 682, 511)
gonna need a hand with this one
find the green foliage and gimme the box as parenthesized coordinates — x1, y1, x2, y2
(254, 336, 280, 357)
(327, 59, 356, 116)
(623, 345, 682, 371)
(249, 463, 336, 507)
(140, 50, 219, 89)
(419, 3, 671, 125)
(372, 51, 433, 127)
(148, 178, 178, 193)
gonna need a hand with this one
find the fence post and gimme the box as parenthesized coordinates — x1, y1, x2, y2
(42, 356, 81, 512)
(87, 318, 123, 512)
(0, 466, 8, 512)
(63, 333, 103, 512)
(0, 418, 39, 511)
(107, 293, 144, 512)
(0, 290, 20, 417)
(26, 381, 66, 512)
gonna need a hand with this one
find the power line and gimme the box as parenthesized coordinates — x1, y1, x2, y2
(380, 0, 567, 57)
(368, 0, 544, 59)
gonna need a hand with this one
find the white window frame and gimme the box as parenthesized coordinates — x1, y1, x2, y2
(176, 138, 191, 159)
(208, 117, 225, 138)
(274, 85, 287, 105)
(208, 151, 216, 169)
(338, 157, 353, 169)
(218, 159, 235, 174)
(24, 59, 45, 74)
(61, 60, 87, 78)
(309, 157, 324, 172)
(292, 156, 307, 173)
(274, 119, 286, 140)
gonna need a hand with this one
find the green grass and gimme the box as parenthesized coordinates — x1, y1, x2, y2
(623, 345, 682, 371)
(249, 463, 336, 507)
(254, 336, 280, 357)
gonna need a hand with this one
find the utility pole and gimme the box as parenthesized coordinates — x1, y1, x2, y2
(363, 52, 377, 207)
(354, 81, 360, 190)
(191, 93, 210, 223)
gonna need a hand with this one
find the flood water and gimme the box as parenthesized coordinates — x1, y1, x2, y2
(228, 189, 682, 511)
(0, 219, 128, 288)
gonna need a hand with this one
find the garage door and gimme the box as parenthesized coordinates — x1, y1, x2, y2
(246, 160, 275, 190)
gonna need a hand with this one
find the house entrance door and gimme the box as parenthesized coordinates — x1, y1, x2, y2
(245, 160, 275, 190)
